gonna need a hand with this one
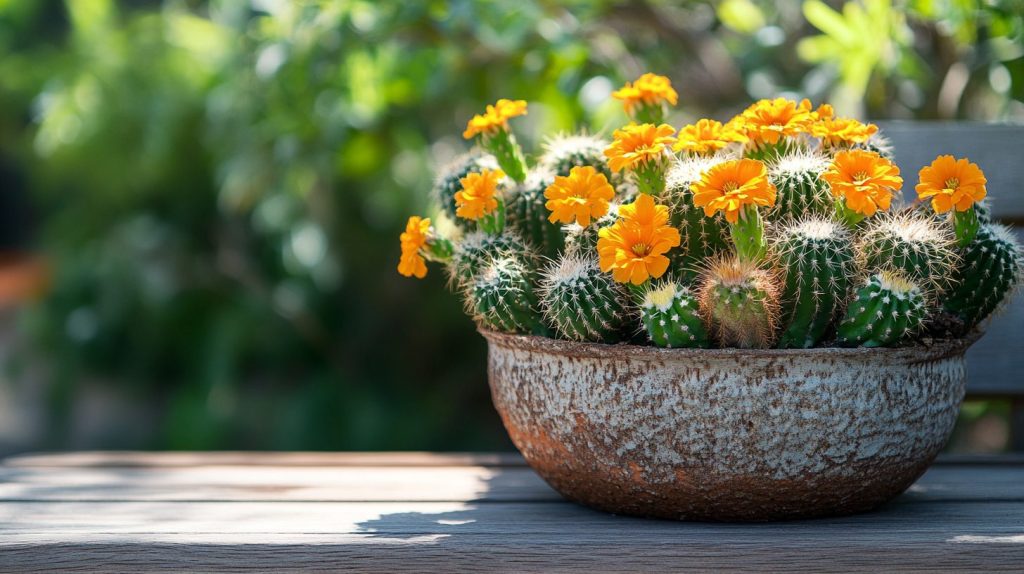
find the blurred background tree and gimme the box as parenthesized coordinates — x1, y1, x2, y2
(0, 0, 1021, 454)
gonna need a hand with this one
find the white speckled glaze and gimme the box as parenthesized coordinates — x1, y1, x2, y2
(482, 330, 978, 521)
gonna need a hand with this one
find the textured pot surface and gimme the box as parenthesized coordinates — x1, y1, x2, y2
(482, 330, 977, 521)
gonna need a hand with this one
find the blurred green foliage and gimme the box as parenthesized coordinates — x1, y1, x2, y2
(0, 0, 1021, 452)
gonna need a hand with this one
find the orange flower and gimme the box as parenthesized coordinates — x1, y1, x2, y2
(811, 117, 879, 147)
(915, 155, 987, 214)
(463, 99, 528, 139)
(597, 194, 680, 285)
(544, 166, 615, 227)
(397, 216, 431, 278)
(673, 119, 748, 155)
(603, 123, 676, 173)
(737, 98, 815, 145)
(822, 150, 902, 217)
(455, 169, 505, 220)
(691, 159, 776, 223)
(812, 103, 835, 121)
(612, 73, 678, 115)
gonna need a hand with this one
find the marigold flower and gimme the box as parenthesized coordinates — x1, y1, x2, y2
(397, 216, 431, 278)
(822, 150, 902, 217)
(603, 123, 676, 173)
(915, 155, 987, 214)
(691, 159, 776, 224)
(596, 194, 680, 285)
(612, 73, 678, 115)
(672, 119, 748, 155)
(544, 166, 615, 227)
(737, 98, 815, 145)
(811, 117, 879, 147)
(463, 99, 528, 139)
(455, 169, 505, 220)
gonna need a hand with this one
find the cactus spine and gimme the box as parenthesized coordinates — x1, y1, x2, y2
(469, 256, 545, 334)
(699, 256, 781, 348)
(540, 133, 611, 178)
(837, 271, 926, 347)
(450, 232, 530, 283)
(767, 152, 832, 221)
(433, 152, 499, 229)
(505, 169, 565, 258)
(859, 213, 957, 295)
(665, 157, 731, 277)
(944, 223, 1022, 330)
(562, 206, 620, 258)
(774, 217, 858, 348)
(639, 280, 709, 348)
(539, 253, 627, 342)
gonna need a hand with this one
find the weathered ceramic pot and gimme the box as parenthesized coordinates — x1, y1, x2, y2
(482, 329, 978, 521)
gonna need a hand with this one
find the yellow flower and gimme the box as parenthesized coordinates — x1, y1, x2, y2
(455, 169, 505, 220)
(812, 103, 835, 121)
(915, 155, 987, 214)
(597, 194, 681, 285)
(822, 150, 902, 217)
(811, 117, 879, 147)
(603, 123, 676, 173)
(612, 73, 678, 115)
(737, 98, 815, 145)
(462, 99, 528, 139)
(397, 216, 431, 278)
(691, 159, 776, 223)
(543, 166, 615, 227)
(672, 119, 748, 155)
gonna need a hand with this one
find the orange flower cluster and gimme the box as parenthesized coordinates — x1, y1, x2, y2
(915, 155, 987, 214)
(673, 119, 748, 155)
(735, 98, 815, 146)
(397, 216, 431, 279)
(822, 150, 902, 217)
(691, 159, 776, 223)
(455, 169, 505, 220)
(463, 99, 528, 139)
(596, 194, 680, 285)
(612, 73, 678, 115)
(543, 166, 615, 227)
(603, 123, 676, 173)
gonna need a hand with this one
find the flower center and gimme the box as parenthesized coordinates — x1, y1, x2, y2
(852, 170, 869, 183)
(631, 242, 651, 257)
(945, 177, 959, 190)
(722, 181, 739, 193)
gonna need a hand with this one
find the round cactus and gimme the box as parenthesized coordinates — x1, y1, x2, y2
(639, 280, 709, 348)
(433, 151, 500, 229)
(450, 231, 531, 284)
(539, 133, 611, 178)
(837, 271, 927, 347)
(664, 157, 731, 278)
(562, 205, 620, 258)
(539, 253, 627, 342)
(469, 256, 545, 335)
(505, 168, 565, 258)
(698, 256, 781, 349)
(857, 131, 894, 160)
(858, 213, 957, 295)
(767, 151, 832, 221)
(773, 217, 858, 348)
(944, 223, 1022, 330)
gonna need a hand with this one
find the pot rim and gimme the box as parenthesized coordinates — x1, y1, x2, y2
(480, 328, 983, 363)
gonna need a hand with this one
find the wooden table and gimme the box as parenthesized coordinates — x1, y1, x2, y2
(1, 452, 1022, 572)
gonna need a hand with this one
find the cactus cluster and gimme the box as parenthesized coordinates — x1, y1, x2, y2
(400, 80, 1022, 351)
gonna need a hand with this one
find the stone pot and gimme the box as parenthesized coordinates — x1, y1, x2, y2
(482, 329, 978, 521)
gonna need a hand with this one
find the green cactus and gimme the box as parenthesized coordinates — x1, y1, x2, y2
(505, 169, 565, 258)
(857, 132, 894, 160)
(773, 217, 858, 348)
(562, 206, 620, 258)
(698, 256, 781, 348)
(665, 157, 731, 279)
(539, 133, 611, 178)
(539, 253, 627, 342)
(837, 271, 927, 347)
(767, 151, 832, 221)
(859, 213, 957, 295)
(944, 223, 1022, 330)
(469, 256, 546, 334)
(450, 231, 530, 283)
(433, 152, 500, 229)
(639, 280, 709, 348)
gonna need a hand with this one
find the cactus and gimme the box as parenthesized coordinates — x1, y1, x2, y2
(562, 205, 620, 257)
(540, 133, 611, 178)
(773, 217, 858, 348)
(859, 213, 957, 295)
(698, 256, 781, 348)
(639, 280, 709, 348)
(450, 231, 531, 283)
(857, 131, 894, 160)
(469, 256, 546, 334)
(505, 168, 565, 258)
(539, 253, 628, 342)
(767, 151, 832, 221)
(944, 223, 1022, 330)
(837, 271, 927, 347)
(433, 152, 500, 229)
(664, 157, 731, 278)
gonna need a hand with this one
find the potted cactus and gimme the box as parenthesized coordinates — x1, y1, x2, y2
(397, 74, 1022, 521)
